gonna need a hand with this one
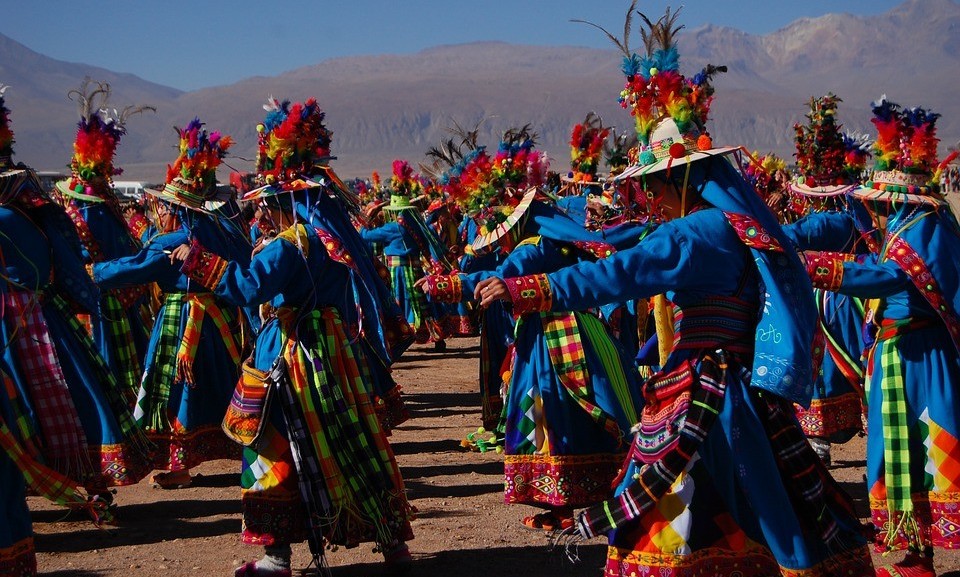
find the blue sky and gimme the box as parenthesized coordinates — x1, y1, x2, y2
(4, 0, 908, 91)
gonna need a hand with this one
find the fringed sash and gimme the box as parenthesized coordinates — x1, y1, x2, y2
(276, 306, 409, 548)
(0, 403, 112, 526)
(137, 292, 241, 432)
(877, 317, 923, 548)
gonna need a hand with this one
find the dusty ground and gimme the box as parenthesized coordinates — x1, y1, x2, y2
(28, 338, 960, 576)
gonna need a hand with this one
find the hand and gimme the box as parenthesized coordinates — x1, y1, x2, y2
(413, 276, 430, 291)
(474, 277, 511, 309)
(168, 244, 191, 264)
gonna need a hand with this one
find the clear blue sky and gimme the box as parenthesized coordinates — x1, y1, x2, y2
(3, 0, 908, 91)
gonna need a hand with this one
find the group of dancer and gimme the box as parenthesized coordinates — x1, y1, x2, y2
(2, 4, 960, 577)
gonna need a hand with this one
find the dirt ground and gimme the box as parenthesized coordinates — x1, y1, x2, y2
(28, 338, 960, 576)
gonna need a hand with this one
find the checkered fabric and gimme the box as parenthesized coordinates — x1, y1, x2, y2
(138, 292, 240, 432)
(879, 327, 914, 534)
(541, 312, 623, 440)
(101, 293, 143, 404)
(275, 306, 411, 548)
(3, 290, 90, 474)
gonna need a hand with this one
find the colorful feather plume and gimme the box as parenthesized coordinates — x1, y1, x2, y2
(165, 118, 233, 195)
(0, 84, 13, 164)
(390, 159, 421, 197)
(869, 96, 941, 176)
(63, 78, 155, 196)
(841, 132, 872, 180)
(793, 93, 848, 186)
(581, 5, 725, 147)
(256, 97, 332, 187)
(568, 112, 611, 182)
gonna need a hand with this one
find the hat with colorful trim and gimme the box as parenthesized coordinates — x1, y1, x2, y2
(145, 118, 233, 212)
(854, 96, 955, 206)
(383, 159, 422, 211)
(788, 93, 863, 197)
(576, 4, 734, 181)
(56, 78, 154, 202)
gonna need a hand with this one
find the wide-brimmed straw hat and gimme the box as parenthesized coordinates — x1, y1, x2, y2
(144, 118, 232, 213)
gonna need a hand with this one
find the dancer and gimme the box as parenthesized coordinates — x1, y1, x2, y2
(803, 97, 960, 577)
(782, 94, 872, 466)
(478, 8, 873, 575)
(0, 84, 150, 495)
(174, 97, 413, 576)
(361, 160, 452, 350)
(54, 78, 155, 398)
(94, 119, 249, 489)
(420, 126, 646, 531)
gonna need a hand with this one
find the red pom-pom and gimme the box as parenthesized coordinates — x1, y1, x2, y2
(805, 176, 816, 188)
(697, 134, 713, 150)
(669, 142, 686, 159)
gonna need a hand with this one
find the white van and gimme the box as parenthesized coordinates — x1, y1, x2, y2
(111, 181, 148, 202)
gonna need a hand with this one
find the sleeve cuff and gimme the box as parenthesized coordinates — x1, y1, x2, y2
(804, 251, 853, 291)
(506, 274, 553, 316)
(181, 238, 229, 291)
(423, 273, 464, 304)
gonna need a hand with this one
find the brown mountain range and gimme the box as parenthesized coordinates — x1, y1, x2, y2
(1, 0, 957, 181)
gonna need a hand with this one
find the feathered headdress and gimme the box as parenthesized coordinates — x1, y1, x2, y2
(146, 118, 232, 211)
(575, 4, 731, 178)
(382, 159, 423, 212)
(442, 125, 548, 238)
(0, 83, 13, 171)
(255, 97, 333, 189)
(59, 78, 155, 201)
(841, 132, 872, 180)
(567, 112, 610, 183)
(856, 96, 954, 205)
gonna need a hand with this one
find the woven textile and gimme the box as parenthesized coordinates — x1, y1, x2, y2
(136, 292, 241, 432)
(577, 353, 729, 539)
(879, 327, 915, 542)
(275, 306, 412, 548)
(2, 289, 90, 474)
(540, 312, 624, 441)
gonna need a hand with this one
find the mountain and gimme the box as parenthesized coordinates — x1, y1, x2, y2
(1, 0, 958, 181)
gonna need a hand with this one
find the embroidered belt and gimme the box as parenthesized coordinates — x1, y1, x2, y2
(672, 296, 755, 355)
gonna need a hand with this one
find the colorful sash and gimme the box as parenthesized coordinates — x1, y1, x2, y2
(0, 403, 112, 525)
(576, 353, 729, 538)
(539, 312, 626, 443)
(276, 306, 410, 547)
(137, 292, 240, 432)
